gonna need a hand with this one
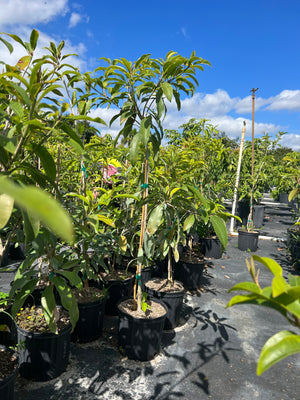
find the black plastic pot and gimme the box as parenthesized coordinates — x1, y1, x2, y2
(237, 201, 250, 227)
(278, 193, 289, 203)
(198, 237, 222, 259)
(253, 205, 265, 229)
(144, 279, 185, 330)
(17, 323, 72, 381)
(0, 347, 18, 400)
(72, 297, 106, 343)
(0, 311, 17, 347)
(238, 229, 259, 252)
(104, 276, 134, 316)
(174, 259, 205, 289)
(118, 299, 167, 361)
(287, 229, 300, 271)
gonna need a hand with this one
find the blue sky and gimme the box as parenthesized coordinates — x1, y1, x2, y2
(1, 0, 300, 149)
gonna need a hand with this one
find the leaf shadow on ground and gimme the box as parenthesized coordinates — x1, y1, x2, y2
(151, 309, 239, 399)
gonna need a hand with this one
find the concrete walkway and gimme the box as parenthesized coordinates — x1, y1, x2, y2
(1, 195, 299, 400)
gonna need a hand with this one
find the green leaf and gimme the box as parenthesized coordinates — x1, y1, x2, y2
(22, 209, 40, 242)
(95, 214, 115, 227)
(0, 194, 14, 229)
(0, 136, 17, 154)
(29, 29, 39, 51)
(227, 281, 262, 295)
(161, 82, 173, 102)
(147, 204, 164, 235)
(35, 145, 56, 181)
(129, 133, 141, 165)
(140, 117, 151, 147)
(119, 235, 127, 252)
(52, 276, 79, 330)
(257, 330, 300, 375)
(272, 275, 288, 297)
(252, 255, 282, 277)
(58, 271, 82, 287)
(0, 177, 74, 244)
(210, 215, 227, 249)
(16, 55, 32, 70)
(0, 37, 13, 54)
(41, 286, 56, 332)
(183, 214, 195, 232)
(288, 188, 299, 202)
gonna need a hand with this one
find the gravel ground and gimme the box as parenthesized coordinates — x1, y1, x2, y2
(1, 194, 299, 400)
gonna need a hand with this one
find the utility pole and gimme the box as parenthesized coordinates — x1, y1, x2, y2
(250, 88, 258, 178)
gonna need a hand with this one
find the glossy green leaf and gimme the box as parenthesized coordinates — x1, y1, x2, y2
(288, 188, 299, 201)
(252, 255, 282, 277)
(35, 145, 56, 181)
(147, 204, 164, 235)
(129, 133, 141, 165)
(29, 29, 39, 51)
(41, 286, 56, 332)
(52, 276, 79, 329)
(227, 281, 261, 295)
(140, 117, 151, 146)
(272, 275, 288, 297)
(257, 331, 300, 375)
(0, 36, 13, 54)
(183, 214, 195, 232)
(96, 214, 115, 227)
(161, 82, 173, 102)
(0, 194, 14, 229)
(0, 177, 74, 244)
(210, 215, 227, 249)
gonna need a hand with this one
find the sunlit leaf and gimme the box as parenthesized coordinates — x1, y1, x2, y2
(0, 177, 74, 243)
(257, 330, 300, 375)
(0, 194, 14, 229)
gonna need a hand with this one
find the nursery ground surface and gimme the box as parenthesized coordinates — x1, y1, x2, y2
(0, 193, 299, 400)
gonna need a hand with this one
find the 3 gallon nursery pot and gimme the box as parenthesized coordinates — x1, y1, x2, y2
(238, 229, 259, 252)
(144, 279, 185, 330)
(174, 258, 205, 290)
(104, 275, 134, 316)
(0, 347, 18, 400)
(253, 205, 265, 229)
(72, 297, 106, 343)
(17, 323, 72, 381)
(118, 298, 167, 361)
(198, 237, 222, 259)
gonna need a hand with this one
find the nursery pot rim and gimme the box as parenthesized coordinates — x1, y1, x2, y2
(117, 297, 168, 322)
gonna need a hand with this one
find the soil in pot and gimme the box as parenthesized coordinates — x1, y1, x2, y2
(174, 250, 206, 289)
(118, 298, 167, 361)
(15, 306, 71, 381)
(100, 271, 134, 316)
(238, 229, 259, 252)
(0, 347, 18, 400)
(144, 278, 185, 330)
(72, 287, 106, 343)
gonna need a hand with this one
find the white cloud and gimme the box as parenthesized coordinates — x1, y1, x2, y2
(0, 26, 87, 72)
(0, 0, 69, 28)
(266, 90, 300, 111)
(68, 12, 82, 28)
(279, 133, 300, 150)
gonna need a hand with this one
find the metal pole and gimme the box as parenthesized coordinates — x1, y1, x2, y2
(250, 88, 258, 178)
